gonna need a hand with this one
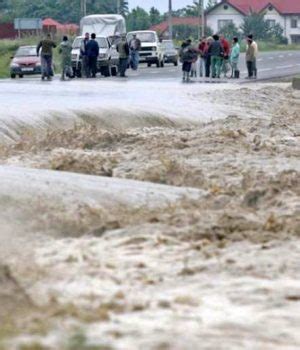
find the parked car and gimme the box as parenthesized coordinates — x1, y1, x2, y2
(127, 31, 165, 68)
(10, 46, 42, 78)
(71, 36, 119, 77)
(162, 40, 178, 66)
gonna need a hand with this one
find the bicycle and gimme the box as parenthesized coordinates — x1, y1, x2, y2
(221, 58, 232, 78)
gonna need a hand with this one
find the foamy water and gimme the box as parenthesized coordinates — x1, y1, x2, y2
(0, 81, 299, 350)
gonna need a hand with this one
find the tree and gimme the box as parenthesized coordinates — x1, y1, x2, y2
(206, 0, 218, 10)
(241, 12, 285, 42)
(126, 7, 150, 31)
(149, 7, 161, 26)
(218, 22, 240, 40)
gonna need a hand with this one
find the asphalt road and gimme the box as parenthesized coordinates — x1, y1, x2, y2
(128, 50, 300, 82)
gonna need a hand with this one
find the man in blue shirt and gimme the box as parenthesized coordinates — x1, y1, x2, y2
(86, 33, 99, 78)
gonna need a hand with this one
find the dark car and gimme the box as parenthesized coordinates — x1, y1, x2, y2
(10, 46, 42, 78)
(162, 40, 178, 66)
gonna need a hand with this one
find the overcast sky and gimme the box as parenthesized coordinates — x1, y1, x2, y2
(129, 0, 207, 13)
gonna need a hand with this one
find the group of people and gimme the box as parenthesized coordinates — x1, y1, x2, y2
(37, 32, 258, 82)
(180, 34, 258, 82)
(36, 32, 142, 81)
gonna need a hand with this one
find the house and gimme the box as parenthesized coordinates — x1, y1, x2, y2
(150, 17, 201, 39)
(206, 0, 300, 43)
(43, 18, 79, 36)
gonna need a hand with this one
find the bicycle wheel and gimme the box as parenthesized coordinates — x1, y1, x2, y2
(224, 61, 232, 78)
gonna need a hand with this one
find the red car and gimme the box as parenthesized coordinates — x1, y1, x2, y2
(10, 45, 42, 78)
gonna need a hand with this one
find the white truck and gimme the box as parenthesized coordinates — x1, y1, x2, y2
(80, 14, 126, 37)
(127, 30, 165, 68)
(71, 14, 126, 77)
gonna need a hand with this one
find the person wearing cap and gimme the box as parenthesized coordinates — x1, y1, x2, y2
(59, 36, 73, 81)
(117, 34, 130, 77)
(80, 32, 90, 78)
(129, 34, 141, 70)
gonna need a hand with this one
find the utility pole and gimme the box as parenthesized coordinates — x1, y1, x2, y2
(198, 0, 205, 39)
(81, 0, 86, 17)
(201, 0, 205, 38)
(117, 0, 121, 14)
(168, 0, 173, 40)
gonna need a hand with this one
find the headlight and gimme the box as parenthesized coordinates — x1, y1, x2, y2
(72, 54, 78, 60)
(98, 53, 107, 59)
(152, 47, 157, 51)
(11, 63, 19, 68)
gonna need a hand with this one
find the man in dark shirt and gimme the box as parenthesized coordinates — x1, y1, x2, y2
(208, 34, 224, 78)
(37, 34, 56, 80)
(80, 32, 90, 77)
(86, 33, 99, 78)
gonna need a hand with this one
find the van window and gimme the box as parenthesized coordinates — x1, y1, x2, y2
(127, 32, 156, 43)
(72, 37, 108, 49)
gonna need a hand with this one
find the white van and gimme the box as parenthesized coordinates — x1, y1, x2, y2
(127, 30, 165, 68)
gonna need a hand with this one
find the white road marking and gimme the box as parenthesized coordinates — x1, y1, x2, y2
(276, 65, 293, 69)
(268, 57, 274, 60)
(259, 68, 272, 72)
(288, 53, 293, 56)
(257, 58, 263, 62)
(279, 55, 284, 58)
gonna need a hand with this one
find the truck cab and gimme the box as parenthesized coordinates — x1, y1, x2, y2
(127, 31, 165, 68)
(71, 35, 119, 77)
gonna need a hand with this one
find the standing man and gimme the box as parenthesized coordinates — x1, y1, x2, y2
(86, 33, 99, 78)
(208, 34, 224, 79)
(230, 37, 240, 78)
(248, 34, 258, 78)
(129, 34, 141, 71)
(80, 32, 90, 78)
(198, 37, 206, 78)
(59, 36, 73, 81)
(117, 34, 130, 77)
(246, 37, 255, 78)
(180, 39, 197, 82)
(37, 33, 56, 81)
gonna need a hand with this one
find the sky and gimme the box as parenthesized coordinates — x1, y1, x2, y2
(128, 0, 207, 13)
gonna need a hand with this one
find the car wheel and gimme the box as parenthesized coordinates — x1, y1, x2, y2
(156, 60, 160, 68)
(19, 74, 24, 78)
(174, 60, 178, 66)
(147, 62, 151, 67)
(111, 66, 117, 76)
(10, 73, 16, 79)
(103, 66, 111, 77)
(160, 59, 164, 68)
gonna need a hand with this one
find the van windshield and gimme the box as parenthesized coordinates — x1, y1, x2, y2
(127, 32, 156, 43)
(72, 37, 108, 49)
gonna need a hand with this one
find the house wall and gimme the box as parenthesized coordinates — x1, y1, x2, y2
(285, 15, 300, 43)
(206, 3, 245, 34)
(207, 2, 300, 44)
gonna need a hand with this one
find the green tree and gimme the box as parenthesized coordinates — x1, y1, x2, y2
(206, 0, 218, 10)
(218, 22, 240, 40)
(241, 12, 285, 42)
(127, 7, 150, 31)
(149, 7, 161, 26)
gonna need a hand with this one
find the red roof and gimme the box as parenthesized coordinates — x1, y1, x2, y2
(218, 0, 300, 15)
(43, 18, 61, 27)
(150, 17, 201, 33)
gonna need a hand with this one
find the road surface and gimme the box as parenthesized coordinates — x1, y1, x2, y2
(2, 50, 300, 84)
